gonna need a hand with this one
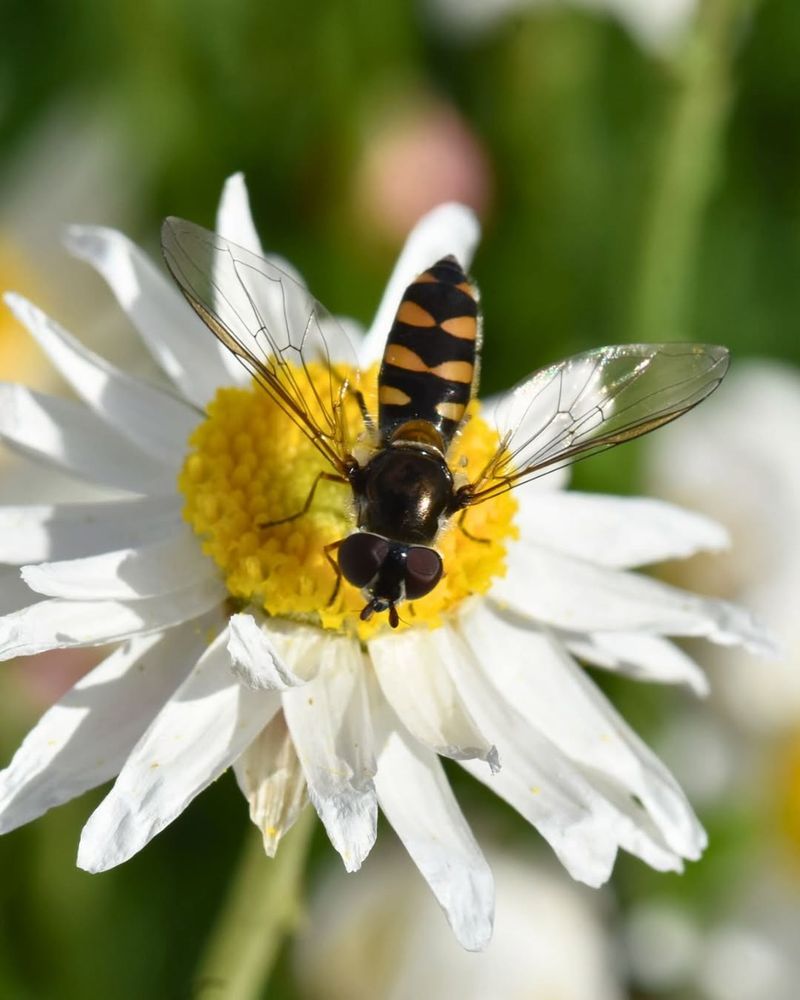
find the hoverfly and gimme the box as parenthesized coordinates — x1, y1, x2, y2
(161, 218, 729, 628)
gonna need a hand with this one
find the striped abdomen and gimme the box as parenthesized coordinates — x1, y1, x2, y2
(378, 255, 480, 452)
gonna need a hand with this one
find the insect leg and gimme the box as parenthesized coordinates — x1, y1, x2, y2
(259, 471, 348, 528)
(349, 387, 374, 430)
(456, 508, 491, 545)
(323, 537, 345, 606)
(330, 365, 376, 433)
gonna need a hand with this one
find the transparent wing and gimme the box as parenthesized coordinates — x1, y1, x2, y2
(464, 343, 730, 504)
(161, 216, 361, 474)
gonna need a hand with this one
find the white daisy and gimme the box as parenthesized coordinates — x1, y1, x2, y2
(0, 173, 773, 951)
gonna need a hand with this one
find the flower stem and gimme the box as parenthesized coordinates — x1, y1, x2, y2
(628, 0, 757, 343)
(193, 808, 316, 1000)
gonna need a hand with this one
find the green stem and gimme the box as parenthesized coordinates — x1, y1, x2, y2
(193, 809, 316, 1000)
(629, 0, 756, 343)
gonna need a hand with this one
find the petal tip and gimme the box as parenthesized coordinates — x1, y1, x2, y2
(63, 225, 127, 267)
(62, 223, 97, 254)
(227, 613, 307, 690)
(690, 673, 711, 698)
(76, 837, 108, 875)
(314, 790, 377, 873)
(18, 563, 46, 595)
(3, 290, 24, 312)
(731, 613, 784, 659)
(222, 170, 246, 192)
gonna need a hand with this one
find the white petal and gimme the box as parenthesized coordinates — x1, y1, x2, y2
(360, 203, 481, 366)
(4, 293, 197, 467)
(0, 497, 183, 565)
(568, 631, 709, 696)
(489, 352, 609, 477)
(332, 315, 366, 356)
(227, 613, 323, 690)
(233, 711, 307, 856)
(0, 383, 175, 494)
(20, 527, 215, 600)
(0, 567, 38, 616)
(0, 578, 226, 660)
(585, 776, 686, 873)
(368, 626, 498, 770)
(460, 753, 620, 887)
(0, 615, 220, 834)
(212, 173, 268, 386)
(77, 627, 279, 872)
(215, 172, 304, 284)
(515, 490, 729, 570)
(480, 400, 570, 491)
(371, 693, 494, 951)
(493, 544, 777, 654)
(216, 172, 266, 256)
(517, 463, 569, 492)
(436, 620, 619, 886)
(65, 225, 230, 406)
(460, 602, 706, 861)
(283, 637, 377, 871)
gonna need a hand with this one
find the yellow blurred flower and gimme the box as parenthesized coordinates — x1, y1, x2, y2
(0, 242, 49, 389)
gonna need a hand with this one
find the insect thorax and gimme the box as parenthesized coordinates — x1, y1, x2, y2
(357, 446, 454, 545)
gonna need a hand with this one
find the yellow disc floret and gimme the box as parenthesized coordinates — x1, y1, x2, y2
(179, 363, 517, 641)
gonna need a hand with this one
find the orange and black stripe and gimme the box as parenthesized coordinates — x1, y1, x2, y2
(378, 255, 481, 451)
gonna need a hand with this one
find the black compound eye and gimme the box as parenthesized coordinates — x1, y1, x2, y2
(404, 546, 443, 600)
(338, 533, 390, 588)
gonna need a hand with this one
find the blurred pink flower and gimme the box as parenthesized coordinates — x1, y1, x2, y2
(12, 648, 101, 710)
(354, 99, 492, 242)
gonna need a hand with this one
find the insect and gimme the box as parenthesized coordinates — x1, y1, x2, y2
(161, 218, 729, 628)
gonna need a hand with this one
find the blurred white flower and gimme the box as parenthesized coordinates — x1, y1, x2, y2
(624, 899, 701, 992)
(0, 107, 141, 723)
(641, 364, 800, 998)
(647, 361, 800, 732)
(426, 0, 698, 54)
(0, 105, 142, 501)
(0, 174, 772, 950)
(296, 843, 624, 1000)
(625, 872, 800, 1000)
(698, 919, 797, 1000)
(0, 106, 140, 358)
(656, 706, 742, 806)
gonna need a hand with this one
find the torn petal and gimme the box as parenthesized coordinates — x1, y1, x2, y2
(233, 711, 308, 856)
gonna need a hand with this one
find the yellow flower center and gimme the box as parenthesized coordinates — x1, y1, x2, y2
(179, 363, 517, 640)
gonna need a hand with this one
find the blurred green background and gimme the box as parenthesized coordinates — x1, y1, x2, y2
(1, 1, 799, 997)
